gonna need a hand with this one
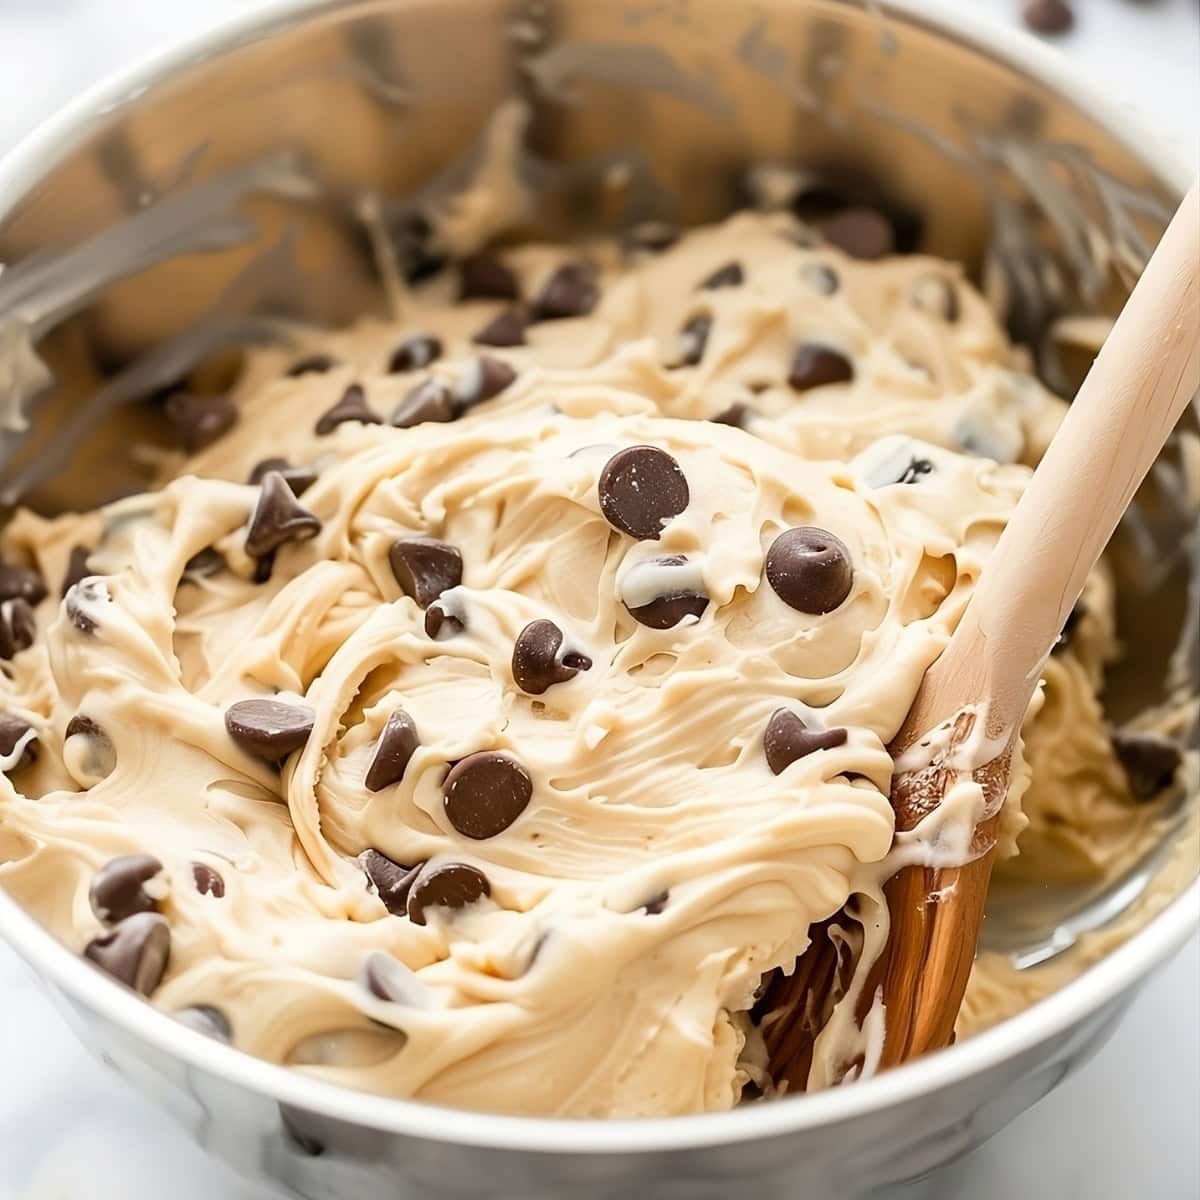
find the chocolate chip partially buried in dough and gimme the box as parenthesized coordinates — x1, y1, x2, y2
(391, 378, 456, 428)
(642, 890, 669, 916)
(224, 698, 315, 762)
(174, 1005, 232, 1042)
(788, 343, 854, 392)
(909, 275, 960, 322)
(674, 313, 711, 367)
(896, 457, 934, 485)
(532, 261, 598, 320)
(388, 537, 462, 608)
(710, 401, 754, 429)
(765, 527, 854, 614)
(0, 598, 36, 659)
(387, 333, 443, 373)
(182, 547, 226, 580)
(314, 383, 382, 435)
(763, 709, 848, 775)
(0, 561, 48, 606)
(816, 207, 895, 260)
(89, 853, 164, 924)
(473, 309, 528, 348)
(443, 751, 532, 840)
(624, 555, 710, 630)
(65, 578, 108, 635)
(163, 392, 237, 453)
(512, 619, 591, 694)
(247, 457, 319, 496)
(84, 912, 171, 996)
(424, 598, 464, 640)
(0, 713, 37, 764)
(598, 446, 690, 540)
(285, 353, 338, 377)
(406, 862, 492, 926)
(458, 252, 520, 301)
(192, 861, 226, 898)
(622, 220, 680, 255)
(60, 545, 92, 596)
(455, 355, 517, 410)
(244, 472, 322, 558)
(359, 848, 425, 917)
(364, 709, 420, 792)
(698, 260, 744, 290)
(1110, 729, 1183, 802)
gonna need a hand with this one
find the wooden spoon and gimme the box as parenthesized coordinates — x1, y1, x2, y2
(767, 179, 1200, 1088)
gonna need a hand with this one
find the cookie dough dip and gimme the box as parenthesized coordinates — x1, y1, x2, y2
(0, 209, 1184, 1117)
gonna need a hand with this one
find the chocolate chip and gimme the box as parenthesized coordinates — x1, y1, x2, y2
(0, 598, 36, 659)
(0, 713, 36, 763)
(387, 334, 443, 373)
(406, 862, 491, 926)
(60, 545, 92, 596)
(628, 592, 709, 629)
(89, 854, 163, 924)
(532, 261, 598, 320)
(64, 578, 107, 635)
(674, 313, 711, 367)
(224, 698, 315, 762)
(512, 619, 591, 694)
(163, 393, 237, 454)
(765, 527, 854, 614)
(1111, 730, 1182, 801)
(455, 355, 517, 410)
(247, 458, 318, 496)
(622, 553, 710, 630)
(710, 401, 753, 428)
(391, 378, 457, 428)
(764, 709, 848, 774)
(1023, 0, 1073, 34)
(801, 263, 839, 295)
(642, 890, 669, 915)
(458, 252, 520, 301)
(359, 849, 424, 917)
(252, 551, 277, 585)
(315, 383, 382, 435)
(388, 537, 462, 607)
(245, 472, 322, 558)
(443, 751, 532, 839)
(174, 1005, 232, 1042)
(286, 353, 338, 377)
(598, 446, 690, 540)
(816, 207, 895, 260)
(65, 713, 103, 740)
(622, 220, 680, 254)
(192, 861, 225, 898)
(0, 562, 48, 606)
(182, 547, 226, 580)
(473, 309, 528, 347)
(910, 275, 960, 322)
(424, 599, 463, 639)
(896, 458, 934, 485)
(699, 261, 744, 290)
(364, 710, 419, 791)
(84, 912, 171, 996)
(788, 344, 854, 391)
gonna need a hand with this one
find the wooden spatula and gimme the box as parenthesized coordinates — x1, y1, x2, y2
(767, 180, 1200, 1088)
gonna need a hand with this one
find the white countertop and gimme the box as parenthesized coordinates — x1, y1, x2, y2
(1, 2, 1197, 1198)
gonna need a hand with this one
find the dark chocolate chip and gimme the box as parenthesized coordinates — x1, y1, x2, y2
(391, 378, 457, 428)
(245, 472, 322, 558)
(1111, 730, 1182, 801)
(387, 334, 443, 373)
(65, 578, 107, 635)
(788, 343, 854, 392)
(60, 545, 92, 596)
(174, 1005, 232, 1042)
(0, 598, 36, 659)
(406, 862, 491, 926)
(252, 551, 277, 585)
(765, 527, 854, 614)
(710, 401, 753, 429)
(364, 710, 420, 792)
(455, 355, 517, 409)
(388, 537, 462, 608)
(764, 709, 848, 774)
(182, 547, 226, 580)
(84, 912, 170, 996)
(622, 221, 680, 254)
(699, 261, 744, 290)
(801, 263, 840, 295)
(458, 252, 520, 301)
(286, 353, 338, 377)
(642, 890, 669, 915)
(65, 713, 105, 741)
(896, 458, 934, 485)
(224, 698, 315, 762)
(247, 458, 319, 496)
(163, 393, 238, 454)
(443, 751, 532, 839)
(1023, 0, 1073, 34)
(628, 591, 709, 630)
(89, 854, 164, 924)
(910, 275, 960, 322)
(0, 713, 36, 763)
(0, 562, 48, 606)
(816, 207, 895, 260)
(359, 849, 425, 917)
(532, 261, 598, 320)
(1052, 602, 1085, 656)
(424, 599, 463, 639)
(473, 309, 528, 348)
(192, 861, 226, 898)
(598, 446, 690, 540)
(512, 619, 591, 694)
(674, 313, 712, 367)
(315, 383, 382, 435)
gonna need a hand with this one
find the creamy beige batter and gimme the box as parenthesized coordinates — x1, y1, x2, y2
(0, 211, 1185, 1116)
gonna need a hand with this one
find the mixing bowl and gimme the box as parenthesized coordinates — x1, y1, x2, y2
(0, 1, 1196, 1197)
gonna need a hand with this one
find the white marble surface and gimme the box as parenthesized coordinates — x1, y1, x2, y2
(0, 1, 1197, 1197)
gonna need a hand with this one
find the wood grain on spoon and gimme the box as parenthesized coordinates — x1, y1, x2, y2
(770, 180, 1200, 1086)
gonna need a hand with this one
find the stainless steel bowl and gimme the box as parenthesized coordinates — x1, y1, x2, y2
(1, 2, 1196, 1197)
